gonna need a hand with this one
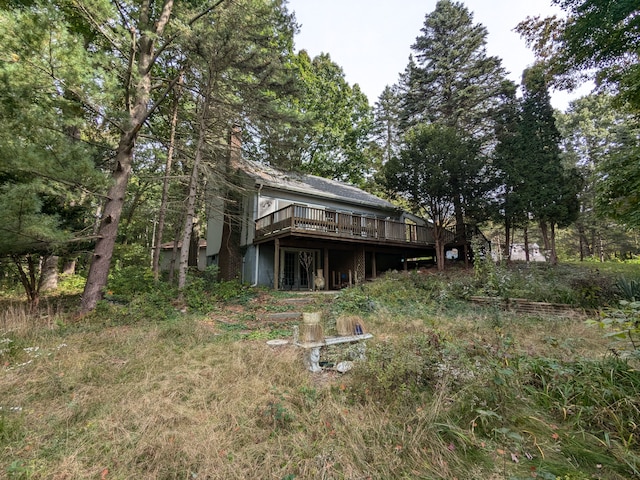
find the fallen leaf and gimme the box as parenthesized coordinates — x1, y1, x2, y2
(511, 452, 519, 463)
(101, 468, 108, 480)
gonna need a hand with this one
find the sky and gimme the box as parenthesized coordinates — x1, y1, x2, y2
(286, 0, 593, 111)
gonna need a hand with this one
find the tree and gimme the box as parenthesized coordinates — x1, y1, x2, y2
(493, 86, 531, 260)
(173, 0, 299, 288)
(517, 0, 640, 111)
(401, 0, 514, 239)
(0, 4, 103, 307)
(77, 0, 234, 313)
(256, 51, 373, 185)
(372, 85, 403, 167)
(383, 124, 478, 271)
(520, 66, 581, 264)
(556, 93, 639, 258)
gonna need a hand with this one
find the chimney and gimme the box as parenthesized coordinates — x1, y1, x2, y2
(229, 124, 242, 168)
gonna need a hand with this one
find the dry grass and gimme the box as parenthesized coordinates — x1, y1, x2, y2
(0, 282, 636, 479)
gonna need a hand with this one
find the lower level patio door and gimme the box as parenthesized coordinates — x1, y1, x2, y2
(280, 249, 320, 290)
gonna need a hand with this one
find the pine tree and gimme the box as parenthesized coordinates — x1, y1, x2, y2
(383, 124, 479, 271)
(520, 66, 581, 264)
(0, 5, 103, 306)
(401, 0, 514, 241)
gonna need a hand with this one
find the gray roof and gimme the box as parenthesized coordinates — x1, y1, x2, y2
(239, 159, 400, 212)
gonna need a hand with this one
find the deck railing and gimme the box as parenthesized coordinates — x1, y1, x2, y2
(255, 204, 452, 246)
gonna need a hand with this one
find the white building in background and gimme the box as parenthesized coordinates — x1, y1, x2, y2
(509, 243, 546, 262)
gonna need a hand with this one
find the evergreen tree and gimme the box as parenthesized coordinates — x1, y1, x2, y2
(404, 0, 511, 137)
(383, 124, 478, 271)
(372, 85, 402, 167)
(556, 93, 638, 258)
(401, 0, 514, 240)
(520, 66, 581, 264)
(493, 84, 527, 258)
(0, 5, 104, 306)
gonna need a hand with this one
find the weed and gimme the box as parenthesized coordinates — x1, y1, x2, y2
(594, 300, 640, 360)
(617, 277, 640, 301)
(258, 391, 295, 431)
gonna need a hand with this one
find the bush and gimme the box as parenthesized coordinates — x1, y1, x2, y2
(616, 277, 640, 301)
(594, 300, 640, 360)
(348, 332, 444, 403)
(107, 266, 155, 298)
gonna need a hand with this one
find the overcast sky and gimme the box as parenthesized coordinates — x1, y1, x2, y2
(286, 0, 593, 111)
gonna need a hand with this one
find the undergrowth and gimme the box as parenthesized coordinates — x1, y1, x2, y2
(1, 262, 639, 478)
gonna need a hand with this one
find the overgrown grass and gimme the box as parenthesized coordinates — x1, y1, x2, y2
(1, 263, 639, 479)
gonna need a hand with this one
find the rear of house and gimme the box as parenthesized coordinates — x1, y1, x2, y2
(206, 157, 453, 290)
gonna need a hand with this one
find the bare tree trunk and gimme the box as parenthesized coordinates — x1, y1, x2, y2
(81, 137, 135, 312)
(549, 222, 558, 265)
(62, 259, 76, 275)
(178, 88, 210, 290)
(539, 221, 551, 252)
(168, 228, 181, 285)
(524, 225, 530, 263)
(80, 3, 175, 313)
(40, 256, 59, 292)
(504, 218, 511, 262)
(12, 254, 47, 311)
(153, 74, 183, 280)
(454, 193, 465, 244)
(433, 227, 446, 271)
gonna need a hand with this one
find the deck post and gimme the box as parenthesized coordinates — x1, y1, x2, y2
(274, 238, 280, 290)
(323, 248, 329, 290)
(371, 251, 377, 279)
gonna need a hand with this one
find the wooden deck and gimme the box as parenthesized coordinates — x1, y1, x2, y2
(255, 204, 453, 247)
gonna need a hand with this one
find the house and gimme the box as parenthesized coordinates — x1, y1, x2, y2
(159, 239, 208, 272)
(205, 130, 454, 290)
(509, 243, 546, 262)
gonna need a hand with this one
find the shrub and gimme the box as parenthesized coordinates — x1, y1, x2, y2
(348, 332, 444, 403)
(616, 277, 640, 301)
(594, 300, 640, 360)
(107, 266, 155, 298)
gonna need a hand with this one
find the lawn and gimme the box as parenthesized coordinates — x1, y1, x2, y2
(1, 264, 639, 479)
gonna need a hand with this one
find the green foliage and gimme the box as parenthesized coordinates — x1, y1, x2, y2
(106, 266, 155, 299)
(595, 301, 640, 360)
(183, 273, 254, 313)
(331, 285, 375, 316)
(348, 333, 444, 402)
(403, 0, 512, 138)
(617, 277, 640, 301)
(258, 390, 295, 431)
(524, 357, 640, 449)
(273, 51, 373, 184)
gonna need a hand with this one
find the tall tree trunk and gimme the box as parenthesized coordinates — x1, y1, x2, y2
(549, 222, 558, 265)
(178, 86, 210, 290)
(524, 225, 530, 263)
(504, 218, 511, 262)
(577, 223, 591, 261)
(153, 74, 183, 280)
(539, 221, 551, 252)
(454, 193, 465, 243)
(40, 256, 59, 292)
(81, 137, 135, 312)
(80, 3, 175, 313)
(433, 227, 446, 271)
